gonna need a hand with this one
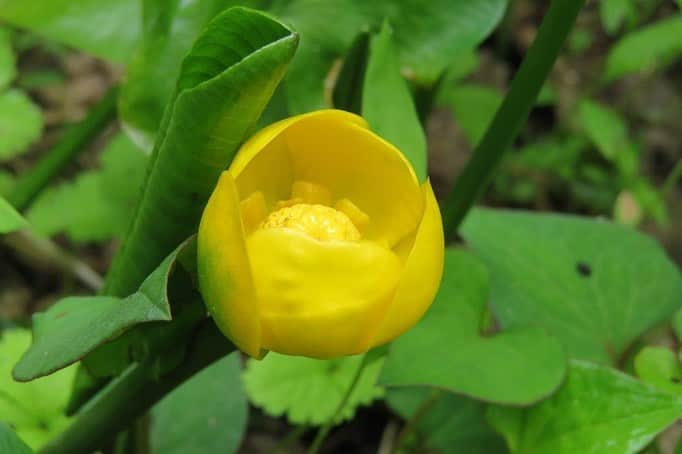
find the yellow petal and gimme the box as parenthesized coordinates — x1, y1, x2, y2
(284, 115, 422, 246)
(371, 181, 445, 346)
(198, 172, 262, 357)
(247, 227, 402, 358)
(230, 110, 423, 246)
(229, 110, 366, 208)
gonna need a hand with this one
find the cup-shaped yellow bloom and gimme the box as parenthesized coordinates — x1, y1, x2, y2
(198, 110, 444, 359)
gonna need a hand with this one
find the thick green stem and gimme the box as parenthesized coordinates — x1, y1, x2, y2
(7, 87, 119, 211)
(441, 0, 586, 238)
(38, 320, 233, 454)
(308, 355, 370, 454)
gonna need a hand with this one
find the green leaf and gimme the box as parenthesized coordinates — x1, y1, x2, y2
(104, 7, 298, 297)
(0, 0, 140, 63)
(26, 134, 147, 242)
(487, 361, 682, 454)
(386, 388, 506, 454)
(599, 0, 634, 35)
(362, 23, 426, 180)
(460, 209, 682, 364)
(0, 27, 16, 90)
(0, 329, 75, 450)
(12, 242, 186, 381)
(118, 0, 256, 149)
(277, 0, 506, 113)
(605, 16, 682, 82)
(437, 84, 503, 146)
(331, 33, 369, 114)
(150, 353, 247, 454)
(0, 196, 27, 234)
(243, 353, 384, 425)
(634, 346, 682, 395)
(0, 422, 32, 454)
(380, 249, 566, 405)
(576, 99, 629, 161)
(0, 90, 43, 161)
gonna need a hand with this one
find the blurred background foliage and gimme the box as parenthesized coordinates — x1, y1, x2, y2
(0, 0, 680, 453)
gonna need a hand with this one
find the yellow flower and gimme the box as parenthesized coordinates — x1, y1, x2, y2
(198, 110, 444, 359)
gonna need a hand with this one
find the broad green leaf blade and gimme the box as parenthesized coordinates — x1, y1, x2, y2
(278, 0, 506, 113)
(380, 249, 566, 405)
(0, 0, 140, 63)
(576, 99, 629, 161)
(386, 388, 506, 454)
(150, 353, 247, 454)
(605, 16, 682, 82)
(362, 23, 427, 181)
(243, 353, 384, 425)
(105, 7, 298, 297)
(26, 134, 147, 242)
(487, 361, 682, 454)
(634, 347, 682, 395)
(0, 196, 27, 234)
(119, 0, 257, 150)
(0, 27, 16, 90)
(0, 330, 75, 450)
(12, 243, 185, 381)
(437, 84, 503, 146)
(0, 90, 43, 161)
(461, 209, 682, 364)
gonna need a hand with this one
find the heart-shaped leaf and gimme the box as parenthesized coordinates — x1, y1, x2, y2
(243, 353, 384, 425)
(487, 361, 682, 454)
(380, 249, 566, 405)
(461, 209, 682, 364)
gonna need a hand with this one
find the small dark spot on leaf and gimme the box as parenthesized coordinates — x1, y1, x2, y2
(54, 311, 68, 319)
(38, 421, 49, 431)
(671, 377, 681, 383)
(576, 262, 591, 277)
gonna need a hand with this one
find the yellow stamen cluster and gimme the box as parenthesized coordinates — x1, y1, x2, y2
(261, 203, 361, 241)
(240, 180, 369, 241)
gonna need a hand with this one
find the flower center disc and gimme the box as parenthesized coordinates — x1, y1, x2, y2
(261, 203, 361, 241)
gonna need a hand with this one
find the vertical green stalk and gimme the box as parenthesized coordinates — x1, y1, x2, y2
(7, 87, 118, 211)
(441, 0, 586, 238)
(307, 355, 370, 454)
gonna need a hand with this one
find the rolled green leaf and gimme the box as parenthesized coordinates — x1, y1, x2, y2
(104, 7, 299, 297)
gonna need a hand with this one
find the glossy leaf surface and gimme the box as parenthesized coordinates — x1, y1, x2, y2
(487, 361, 682, 454)
(461, 209, 682, 364)
(380, 249, 566, 404)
